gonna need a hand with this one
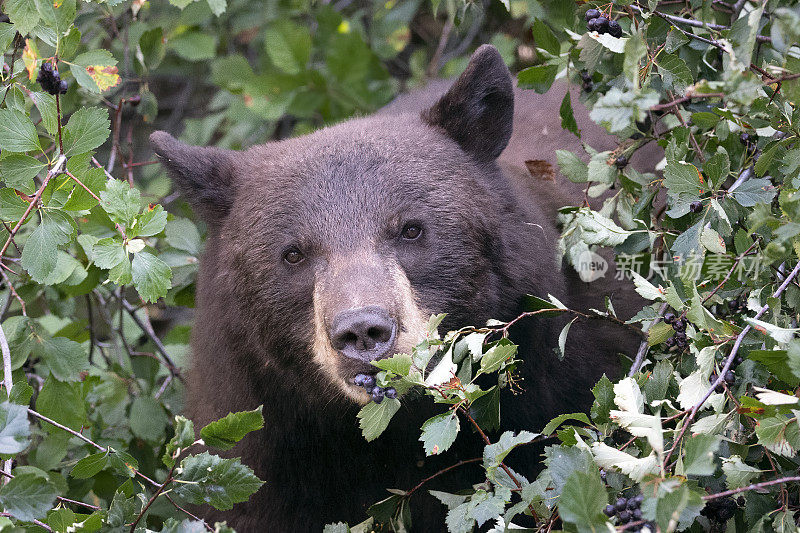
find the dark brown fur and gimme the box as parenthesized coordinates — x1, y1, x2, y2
(150, 45, 659, 531)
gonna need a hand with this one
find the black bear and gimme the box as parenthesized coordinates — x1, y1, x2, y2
(151, 45, 654, 531)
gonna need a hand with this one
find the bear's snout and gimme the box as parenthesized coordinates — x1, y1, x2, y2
(329, 305, 397, 363)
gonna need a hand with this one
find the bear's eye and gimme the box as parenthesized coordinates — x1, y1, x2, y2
(283, 249, 305, 265)
(401, 224, 423, 240)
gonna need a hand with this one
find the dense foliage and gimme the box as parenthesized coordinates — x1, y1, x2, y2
(0, 0, 798, 531)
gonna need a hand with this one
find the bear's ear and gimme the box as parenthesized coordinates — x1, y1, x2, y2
(422, 44, 514, 162)
(150, 131, 236, 222)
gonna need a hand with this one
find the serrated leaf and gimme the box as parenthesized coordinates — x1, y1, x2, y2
(657, 53, 693, 94)
(20, 211, 73, 283)
(200, 407, 264, 450)
(134, 204, 167, 237)
(70, 451, 109, 479)
(129, 396, 168, 442)
(0, 402, 30, 454)
(30, 92, 58, 135)
(591, 443, 659, 481)
(681, 434, 720, 476)
(731, 178, 776, 207)
(419, 412, 460, 456)
(166, 218, 201, 255)
(0, 109, 41, 153)
(559, 91, 579, 137)
(556, 150, 588, 183)
(35, 377, 86, 431)
(479, 341, 516, 374)
(754, 416, 800, 457)
(483, 430, 537, 471)
(542, 413, 592, 435)
(264, 20, 310, 74)
(745, 318, 798, 344)
(170, 32, 217, 62)
(174, 452, 264, 510)
(721, 455, 762, 489)
(517, 64, 558, 94)
(100, 179, 140, 225)
(132, 251, 172, 303)
(62, 107, 110, 157)
(0, 154, 46, 189)
(559, 471, 608, 533)
(0, 471, 57, 522)
(33, 334, 88, 382)
(358, 398, 400, 442)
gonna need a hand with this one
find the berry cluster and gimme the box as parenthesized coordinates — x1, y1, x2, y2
(663, 313, 689, 350)
(354, 374, 397, 404)
(580, 70, 594, 93)
(37, 62, 68, 95)
(717, 297, 746, 317)
(700, 496, 738, 524)
(709, 353, 744, 392)
(604, 494, 644, 524)
(585, 9, 623, 38)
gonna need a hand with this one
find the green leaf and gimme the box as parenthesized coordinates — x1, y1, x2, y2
(174, 452, 264, 510)
(100, 179, 140, 225)
(542, 413, 591, 435)
(170, 32, 217, 62)
(517, 64, 558, 94)
(755, 416, 800, 457)
(35, 378, 86, 432)
(656, 53, 693, 94)
(4, 0, 40, 36)
(132, 251, 172, 303)
(91, 237, 127, 269)
(556, 150, 588, 183)
(721, 455, 762, 488)
(20, 211, 74, 283)
(623, 32, 647, 88)
(62, 107, 110, 157)
(129, 396, 168, 442)
(479, 340, 516, 374)
(166, 218, 201, 255)
(664, 160, 704, 198)
(0, 471, 57, 522)
(206, 0, 226, 16)
(544, 444, 595, 495)
(731, 178, 776, 207)
(589, 87, 659, 133)
(0, 154, 46, 189)
(200, 407, 264, 450)
(531, 19, 559, 55)
(681, 434, 720, 476)
(264, 20, 311, 74)
(483, 430, 536, 474)
(358, 398, 401, 442)
(703, 148, 730, 186)
(559, 92, 579, 137)
(61, 167, 105, 211)
(164, 415, 195, 466)
(0, 402, 30, 454)
(555, 317, 577, 360)
(33, 334, 89, 382)
(70, 451, 109, 479)
(559, 471, 608, 533)
(419, 412, 460, 456)
(0, 109, 41, 153)
(134, 205, 168, 237)
(591, 374, 614, 423)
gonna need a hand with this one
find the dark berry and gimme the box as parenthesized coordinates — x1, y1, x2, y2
(734, 355, 744, 366)
(673, 320, 686, 332)
(690, 201, 703, 213)
(740, 132, 750, 145)
(608, 20, 622, 38)
(587, 18, 601, 31)
(40, 62, 53, 73)
(0, 13, 9, 23)
(58, 80, 68, 94)
(633, 494, 644, 506)
(737, 496, 745, 507)
(582, 81, 594, 93)
(585, 8, 601, 21)
(604, 504, 616, 516)
(594, 16, 609, 33)
(384, 387, 397, 399)
(614, 155, 628, 169)
(615, 497, 628, 511)
(675, 336, 687, 349)
(664, 336, 675, 348)
(724, 370, 735, 384)
(618, 509, 631, 523)
(728, 299, 739, 311)
(362, 375, 376, 389)
(632, 508, 643, 520)
(664, 312, 676, 324)
(627, 498, 638, 510)
(580, 70, 592, 82)
(354, 374, 366, 387)
(371, 386, 385, 404)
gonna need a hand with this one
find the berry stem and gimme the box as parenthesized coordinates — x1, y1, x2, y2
(55, 92, 64, 155)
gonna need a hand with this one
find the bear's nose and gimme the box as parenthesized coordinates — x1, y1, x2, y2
(329, 306, 397, 363)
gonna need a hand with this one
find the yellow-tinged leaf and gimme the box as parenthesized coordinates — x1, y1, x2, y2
(54, 0, 63, 6)
(85, 65, 120, 91)
(23, 40, 39, 81)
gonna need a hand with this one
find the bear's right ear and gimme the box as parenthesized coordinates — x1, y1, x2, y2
(150, 131, 236, 222)
(422, 44, 514, 162)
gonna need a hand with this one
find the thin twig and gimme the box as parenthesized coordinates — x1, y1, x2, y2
(164, 495, 214, 531)
(0, 321, 12, 485)
(650, 93, 725, 111)
(120, 298, 181, 380)
(704, 476, 800, 500)
(628, 302, 668, 376)
(406, 458, 482, 497)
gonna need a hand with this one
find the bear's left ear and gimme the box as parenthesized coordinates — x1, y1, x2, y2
(150, 131, 236, 223)
(422, 44, 514, 162)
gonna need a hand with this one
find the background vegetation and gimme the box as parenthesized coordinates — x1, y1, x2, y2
(0, 0, 799, 531)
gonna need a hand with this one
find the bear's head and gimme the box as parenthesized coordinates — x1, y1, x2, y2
(151, 46, 536, 403)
